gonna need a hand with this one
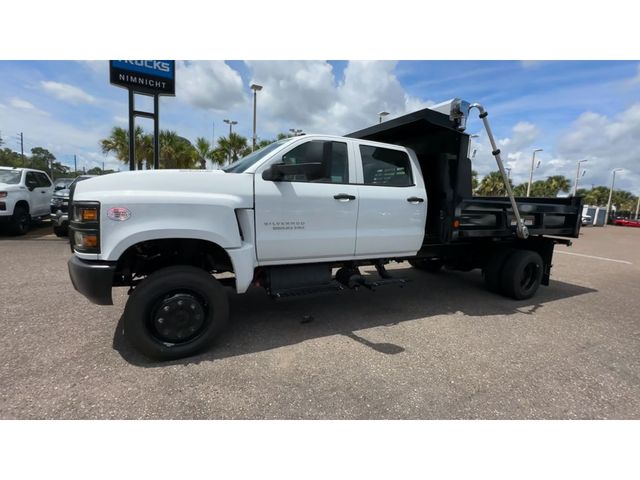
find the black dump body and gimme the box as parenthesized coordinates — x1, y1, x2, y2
(347, 107, 582, 247)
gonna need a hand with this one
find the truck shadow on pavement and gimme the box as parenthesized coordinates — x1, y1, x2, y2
(112, 265, 597, 368)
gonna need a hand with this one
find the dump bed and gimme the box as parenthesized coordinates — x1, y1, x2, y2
(347, 106, 582, 245)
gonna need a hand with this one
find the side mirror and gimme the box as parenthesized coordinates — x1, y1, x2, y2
(261, 162, 324, 182)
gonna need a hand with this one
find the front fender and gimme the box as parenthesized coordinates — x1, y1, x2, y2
(100, 204, 242, 261)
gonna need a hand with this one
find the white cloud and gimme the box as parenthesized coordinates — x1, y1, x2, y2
(113, 115, 128, 125)
(554, 103, 640, 191)
(9, 97, 50, 116)
(176, 61, 246, 111)
(41, 81, 96, 104)
(245, 60, 433, 136)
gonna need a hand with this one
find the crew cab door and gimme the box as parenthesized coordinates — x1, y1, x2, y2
(354, 143, 427, 256)
(254, 138, 358, 263)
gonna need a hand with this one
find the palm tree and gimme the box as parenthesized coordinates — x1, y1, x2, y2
(159, 130, 199, 169)
(100, 126, 152, 170)
(546, 175, 571, 197)
(195, 137, 212, 169)
(212, 132, 250, 166)
(476, 171, 512, 197)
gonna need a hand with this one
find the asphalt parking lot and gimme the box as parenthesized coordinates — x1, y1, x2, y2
(1, 223, 639, 419)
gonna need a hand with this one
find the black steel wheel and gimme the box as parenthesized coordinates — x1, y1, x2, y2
(500, 250, 543, 300)
(123, 265, 229, 360)
(10, 205, 31, 236)
(53, 225, 68, 237)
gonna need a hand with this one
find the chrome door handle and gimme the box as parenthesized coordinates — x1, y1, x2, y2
(333, 193, 356, 201)
(407, 196, 424, 203)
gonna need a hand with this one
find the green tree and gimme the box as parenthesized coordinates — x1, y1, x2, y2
(159, 131, 199, 169)
(195, 137, 212, 169)
(545, 175, 571, 196)
(471, 170, 479, 192)
(100, 126, 153, 170)
(476, 171, 513, 196)
(212, 132, 250, 165)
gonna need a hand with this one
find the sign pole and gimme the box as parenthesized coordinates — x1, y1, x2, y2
(110, 60, 175, 171)
(128, 89, 136, 171)
(153, 94, 160, 170)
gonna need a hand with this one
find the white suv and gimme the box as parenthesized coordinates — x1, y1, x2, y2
(0, 167, 54, 235)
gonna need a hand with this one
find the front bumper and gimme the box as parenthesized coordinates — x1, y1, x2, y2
(68, 256, 116, 305)
(51, 210, 69, 227)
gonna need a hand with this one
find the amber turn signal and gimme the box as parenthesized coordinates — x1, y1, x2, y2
(81, 207, 98, 221)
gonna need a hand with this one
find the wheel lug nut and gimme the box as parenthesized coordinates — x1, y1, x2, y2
(178, 300, 184, 307)
(163, 306, 170, 312)
(157, 317, 164, 324)
(190, 304, 196, 310)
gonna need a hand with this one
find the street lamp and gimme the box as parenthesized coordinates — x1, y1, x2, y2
(526, 148, 543, 197)
(573, 159, 588, 196)
(223, 119, 238, 164)
(223, 119, 237, 136)
(605, 168, 623, 226)
(378, 111, 389, 124)
(250, 84, 263, 151)
(468, 134, 479, 158)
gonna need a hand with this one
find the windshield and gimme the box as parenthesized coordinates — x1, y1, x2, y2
(0, 170, 22, 185)
(223, 139, 290, 173)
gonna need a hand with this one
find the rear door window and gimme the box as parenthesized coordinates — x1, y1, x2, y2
(360, 145, 413, 187)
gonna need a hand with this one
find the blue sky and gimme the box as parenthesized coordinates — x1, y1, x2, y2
(1, 60, 639, 193)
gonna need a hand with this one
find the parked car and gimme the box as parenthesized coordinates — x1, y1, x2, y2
(51, 175, 95, 237)
(0, 167, 54, 235)
(613, 218, 640, 228)
(54, 177, 74, 191)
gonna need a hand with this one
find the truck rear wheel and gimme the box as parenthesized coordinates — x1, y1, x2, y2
(500, 250, 543, 300)
(408, 258, 444, 273)
(483, 249, 514, 294)
(123, 265, 229, 360)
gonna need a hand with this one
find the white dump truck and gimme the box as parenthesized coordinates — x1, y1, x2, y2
(68, 100, 582, 360)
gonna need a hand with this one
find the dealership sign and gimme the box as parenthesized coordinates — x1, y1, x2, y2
(110, 60, 175, 96)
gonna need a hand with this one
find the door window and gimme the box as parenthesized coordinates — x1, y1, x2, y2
(25, 172, 39, 189)
(280, 140, 349, 183)
(360, 145, 413, 187)
(35, 172, 52, 187)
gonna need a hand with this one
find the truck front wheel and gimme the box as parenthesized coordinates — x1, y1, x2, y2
(123, 265, 229, 360)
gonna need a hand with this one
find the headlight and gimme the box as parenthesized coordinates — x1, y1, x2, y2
(70, 201, 100, 253)
(73, 231, 99, 251)
(73, 204, 99, 222)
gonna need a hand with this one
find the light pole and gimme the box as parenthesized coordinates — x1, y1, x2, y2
(573, 159, 588, 196)
(250, 84, 263, 151)
(223, 119, 237, 136)
(468, 134, 479, 158)
(223, 119, 238, 164)
(526, 148, 543, 197)
(605, 168, 623, 226)
(378, 111, 389, 124)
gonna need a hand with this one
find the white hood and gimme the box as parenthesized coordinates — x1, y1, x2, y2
(73, 169, 254, 209)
